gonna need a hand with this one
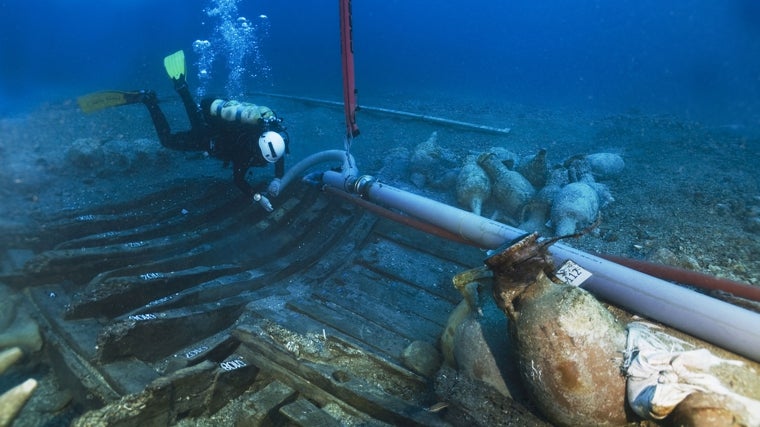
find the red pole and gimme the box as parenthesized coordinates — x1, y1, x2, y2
(340, 0, 360, 138)
(597, 253, 760, 303)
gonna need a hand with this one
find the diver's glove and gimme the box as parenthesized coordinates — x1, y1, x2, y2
(253, 193, 274, 212)
(267, 178, 282, 197)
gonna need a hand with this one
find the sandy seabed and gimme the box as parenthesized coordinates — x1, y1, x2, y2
(3, 92, 757, 283)
(0, 92, 758, 425)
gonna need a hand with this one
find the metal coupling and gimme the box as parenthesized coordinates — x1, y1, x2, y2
(352, 175, 376, 197)
(253, 193, 274, 212)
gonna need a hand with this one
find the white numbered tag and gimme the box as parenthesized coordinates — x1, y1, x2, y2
(555, 259, 592, 287)
(220, 358, 247, 371)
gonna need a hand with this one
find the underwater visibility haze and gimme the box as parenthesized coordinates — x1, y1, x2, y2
(1, 0, 760, 124)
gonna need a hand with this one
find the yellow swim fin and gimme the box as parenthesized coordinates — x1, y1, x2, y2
(76, 90, 144, 113)
(163, 50, 186, 81)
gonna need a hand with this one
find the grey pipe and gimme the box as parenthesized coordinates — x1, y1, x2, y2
(322, 170, 760, 363)
(252, 91, 511, 135)
(268, 149, 357, 197)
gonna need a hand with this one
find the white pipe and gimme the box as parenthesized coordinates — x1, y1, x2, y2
(325, 173, 514, 248)
(270, 150, 357, 197)
(321, 170, 760, 363)
(548, 244, 760, 364)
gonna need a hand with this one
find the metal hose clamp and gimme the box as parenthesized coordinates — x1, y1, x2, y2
(253, 193, 274, 212)
(352, 175, 376, 197)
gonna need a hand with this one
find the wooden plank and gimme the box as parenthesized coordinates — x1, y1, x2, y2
(22, 183, 317, 285)
(286, 298, 410, 361)
(118, 212, 363, 318)
(232, 323, 384, 424)
(66, 264, 242, 319)
(279, 399, 342, 427)
(72, 359, 258, 426)
(156, 333, 240, 374)
(234, 323, 446, 426)
(22, 178, 491, 425)
(355, 239, 464, 303)
(97, 299, 246, 363)
(37, 312, 122, 409)
(304, 363, 448, 427)
(297, 212, 378, 283)
(338, 265, 457, 327)
(312, 283, 444, 344)
(99, 359, 161, 395)
(27, 285, 101, 360)
(53, 186, 241, 250)
(372, 217, 484, 267)
(241, 380, 298, 427)
(243, 305, 409, 375)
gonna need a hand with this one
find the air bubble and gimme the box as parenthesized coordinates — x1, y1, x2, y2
(193, 0, 272, 98)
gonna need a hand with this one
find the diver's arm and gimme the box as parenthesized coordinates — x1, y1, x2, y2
(233, 160, 256, 198)
(274, 156, 285, 179)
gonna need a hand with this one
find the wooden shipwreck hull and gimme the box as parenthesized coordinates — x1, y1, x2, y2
(6, 178, 519, 426)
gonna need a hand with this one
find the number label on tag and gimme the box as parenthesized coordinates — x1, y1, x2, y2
(556, 260, 592, 287)
(220, 358, 247, 371)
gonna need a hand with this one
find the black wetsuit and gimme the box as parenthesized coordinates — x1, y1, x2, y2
(142, 81, 287, 198)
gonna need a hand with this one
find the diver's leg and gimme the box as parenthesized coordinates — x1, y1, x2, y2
(141, 91, 206, 151)
(174, 79, 205, 130)
(141, 91, 173, 147)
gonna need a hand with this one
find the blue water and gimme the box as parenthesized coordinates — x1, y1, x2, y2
(1, 0, 759, 124)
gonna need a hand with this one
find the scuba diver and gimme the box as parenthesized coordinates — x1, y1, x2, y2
(77, 50, 289, 211)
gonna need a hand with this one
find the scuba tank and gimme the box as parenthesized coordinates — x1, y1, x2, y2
(208, 99, 275, 125)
